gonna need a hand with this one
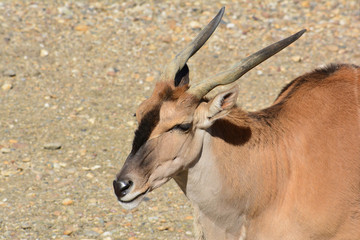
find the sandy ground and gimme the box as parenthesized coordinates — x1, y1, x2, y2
(0, 1, 359, 239)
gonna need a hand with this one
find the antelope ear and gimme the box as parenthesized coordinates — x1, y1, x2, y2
(174, 64, 189, 87)
(195, 85, 239, 129)
(207, 85, 238, 120)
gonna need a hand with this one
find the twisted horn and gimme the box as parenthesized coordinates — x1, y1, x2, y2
(188, 29, 306, 98)
(160, 7, 225, 81)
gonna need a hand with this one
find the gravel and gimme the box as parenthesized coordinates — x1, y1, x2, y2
(0, 1, 359, 239)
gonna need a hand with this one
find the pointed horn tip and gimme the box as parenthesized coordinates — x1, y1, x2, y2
(215, 7, 225, 19)
(295, 29, 307, 38)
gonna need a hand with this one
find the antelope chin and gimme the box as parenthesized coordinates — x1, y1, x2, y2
(118, 189, 149, 210)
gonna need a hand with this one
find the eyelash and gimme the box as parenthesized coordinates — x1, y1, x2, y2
(171, 123, 192, 132)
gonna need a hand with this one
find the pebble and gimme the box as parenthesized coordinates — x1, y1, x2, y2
(63, 229, 73, 235)
(3, 69, 16, 77)
(58, 6, 73, 18)
(0, 148, 11, 154)
(86, 172, 94, 178)
(44, 142, 62, 150)
(101, 231, 112, 237)
(83, 229, 100, 237)
(189, 21, 202, 29)
(62, 198, 74, 206)
(157, 226, 171, 231)
(74, 25, 89, 32)
(21, 222, 31, 230)
(106, 69, 116, 77)
(327, 45, 339, 52)
(145, 76, 154, 82)
(22, 157, 31, 162)
(2, 83, 12, 91)
(90, 165, 101, 170)
(291, 56, 302, 62)
(40, 49, 49, 57)
(226, 23, 235, 29)
(127, 121, 135, 127)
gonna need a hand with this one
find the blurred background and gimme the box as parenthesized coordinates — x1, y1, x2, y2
(0, 0, 359, 239)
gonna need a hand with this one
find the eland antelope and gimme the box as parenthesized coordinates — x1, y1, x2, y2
(113, 7, 360, 240)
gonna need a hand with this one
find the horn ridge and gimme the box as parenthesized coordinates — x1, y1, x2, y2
(160, 7, 225, 82)
(188, 29, 307, 98)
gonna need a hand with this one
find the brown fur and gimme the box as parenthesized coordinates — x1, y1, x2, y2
(205, 64, 360, 239)
(115, 64, 360, 240)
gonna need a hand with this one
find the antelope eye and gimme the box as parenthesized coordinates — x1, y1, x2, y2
(172, 123, 192, 132)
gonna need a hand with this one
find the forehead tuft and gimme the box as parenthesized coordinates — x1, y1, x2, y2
(138, 82, 191, 119)
(131, 81, 194, 154)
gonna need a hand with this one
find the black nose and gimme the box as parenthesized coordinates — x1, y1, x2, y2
(113, 179, 133, 199)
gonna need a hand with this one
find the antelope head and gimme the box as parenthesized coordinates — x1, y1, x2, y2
(113, 7, 305, 209)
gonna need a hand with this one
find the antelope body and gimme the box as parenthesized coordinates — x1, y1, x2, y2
(113, 8, 360, 240)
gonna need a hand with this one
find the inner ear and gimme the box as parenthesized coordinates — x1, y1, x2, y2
(174, 64, 189, 87)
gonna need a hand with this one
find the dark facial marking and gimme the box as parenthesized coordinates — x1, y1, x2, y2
(131, 105, 160, 155)
(130, 84, 192, 155)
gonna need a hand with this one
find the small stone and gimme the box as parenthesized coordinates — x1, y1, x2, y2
(3, 69, 16, 77)
(189, 21, 202, 29)
(2, 171, 15, 177)
(107, 71, 116, 77)
(185, 231, 193, 236)
(21, 222, 31, 230)
(40, 49, 49, 57)
(74, 25, 89, 32)
(291, 56, 302, 62)
(58, 6, 73, 18)
(0, 148, 11, 154)
(83, 230, 100, 237)
(327, 45, 339, 52)
(62, 198, 73, 205)
(91, 227, 104, 234)
(22, 158, 31, 162)
(53, 211, 61, 216)
(157, 226, 169, 231)
(226, 23, 235, 29)
(145, 76, 154, 82)
(159, 35, 172, 43)
(148, 216, 159, 222)
(101, 231, 112, 237)
(90, 165, 101, 170)
(86, 172, 94, 179)
(79, 149, 87, 156)
(44, 142, 62, 150)
(127, 121, 135, 127)
(2, 83, 13, 91)
(87, 118, 96, 124)
(106, 67, 118, 76)
(63, 229, 73, 235)
(301, 1, 310, 8)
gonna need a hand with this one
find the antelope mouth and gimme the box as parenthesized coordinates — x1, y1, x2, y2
(117, 188, 150, 210)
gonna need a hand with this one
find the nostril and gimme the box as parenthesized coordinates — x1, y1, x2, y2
(113, 179, 133, 199)
(119, 180, 132, 191)
(119, 180, 133, 192)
